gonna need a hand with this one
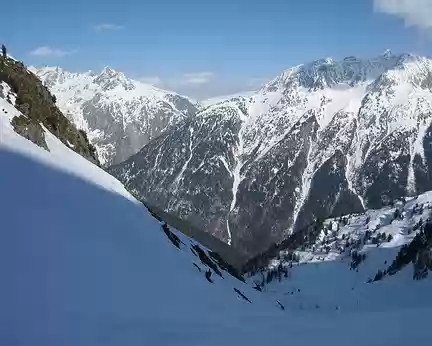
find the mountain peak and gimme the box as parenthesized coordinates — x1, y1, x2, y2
(267, 52, 406, 91)
(380, 48, 394, 58)
(93, 66, 134, 91)
(100, 66, 119, 77)
(34, 65, 200, 166)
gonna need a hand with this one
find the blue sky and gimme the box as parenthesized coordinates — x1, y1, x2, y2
(2, 0, 432, 99)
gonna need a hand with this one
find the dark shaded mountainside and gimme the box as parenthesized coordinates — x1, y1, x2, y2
(0, 55, 99, 164)
(109, 52, 432, 258)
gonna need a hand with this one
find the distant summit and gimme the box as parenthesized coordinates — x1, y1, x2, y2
(33, 66, 199, 165)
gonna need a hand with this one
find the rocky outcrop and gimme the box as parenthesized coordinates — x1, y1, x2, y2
(0, 56, 99, 164)
(11, 115, 48, 150)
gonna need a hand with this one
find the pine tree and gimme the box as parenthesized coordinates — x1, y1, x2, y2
(1, 44, 6, 57)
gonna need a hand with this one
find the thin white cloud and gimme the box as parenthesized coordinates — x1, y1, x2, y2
(138, 72, 215, 89)
(374, 0, 432, 30)
(137, 72, 265, 100)
(180, 72, 214, 85)
(139, 76, 162, 86)
(247, 77, 268, 89)
(29, 46, 76, 57)
(93, 24, 125, 32)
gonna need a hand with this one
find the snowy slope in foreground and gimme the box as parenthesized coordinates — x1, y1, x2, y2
(2, 99, 432, 345)
(0, 99, 280, 344)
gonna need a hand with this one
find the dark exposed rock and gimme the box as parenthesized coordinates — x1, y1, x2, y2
(11, 115, 48, 150)
(192, 244, 223, 278)
(205, 269, 213, 283)
(161, 223, 184, 249)
(233, 288, 252, 303)
(276, 300, 285, 310)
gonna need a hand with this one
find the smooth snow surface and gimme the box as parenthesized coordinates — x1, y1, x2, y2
(2, 89, 432, 345)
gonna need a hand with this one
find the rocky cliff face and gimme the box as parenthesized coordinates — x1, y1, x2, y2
(109, 52, 432, 256)
(32, 66, 199, 166)
(1, 56, 99, 164)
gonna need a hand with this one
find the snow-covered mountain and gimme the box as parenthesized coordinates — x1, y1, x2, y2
(109, 51, 432, 257)
(32, 66, 199, 166)
(3, 57, 432, 346)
